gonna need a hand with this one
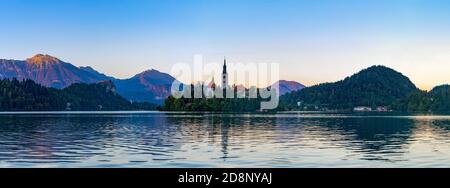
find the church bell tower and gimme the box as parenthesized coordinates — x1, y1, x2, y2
(222, 58, 228, 88)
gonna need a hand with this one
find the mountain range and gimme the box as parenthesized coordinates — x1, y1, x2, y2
(0, 54, 304, 105)
(0, 54, 112, 88)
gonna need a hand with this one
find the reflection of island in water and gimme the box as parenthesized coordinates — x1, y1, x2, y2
(169, 114, 450, 163)
(1, 113, 450, 167)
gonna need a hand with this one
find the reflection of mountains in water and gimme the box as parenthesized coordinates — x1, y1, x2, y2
(166, 114, 450, 162)
(2, 114, 450, 166)
(168, 114, 450, 162)
(313, 118, 416, 161)
(274, 115, 450, 162)
(0, 114, 181, 164)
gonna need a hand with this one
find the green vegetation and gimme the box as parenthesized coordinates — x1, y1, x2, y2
(279, 66, 419, 111)
(0, 79, 157, 111)
(392, 85, 450, 112)
(162, 96, 264, 112)
(162, 85, 275, 112)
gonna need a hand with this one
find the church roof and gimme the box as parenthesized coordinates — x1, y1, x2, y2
(207, 77, 216, 89)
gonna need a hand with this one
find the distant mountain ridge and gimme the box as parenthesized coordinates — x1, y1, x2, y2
(272, 80, 305, 95)
(114, 69, 175, 104)
(0, 54, 112, 88)
(280, 65, 420, 110)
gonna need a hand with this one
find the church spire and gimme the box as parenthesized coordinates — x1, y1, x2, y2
(222, 57, 228, 89)
(223, 57, 227, 74)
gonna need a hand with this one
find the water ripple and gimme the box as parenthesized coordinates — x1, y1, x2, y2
(0, 112, 450, 167)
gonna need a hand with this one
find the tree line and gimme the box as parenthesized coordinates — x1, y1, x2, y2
(0, 78, 157, 111)
(161, 84, 276, 112)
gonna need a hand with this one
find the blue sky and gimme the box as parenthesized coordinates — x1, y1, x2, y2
(1, 0, 450, 89)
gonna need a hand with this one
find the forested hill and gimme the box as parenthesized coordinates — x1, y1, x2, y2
(279, 66, 419, 110)
(0, 79, 157, 111)
(392, 84, 450, 112)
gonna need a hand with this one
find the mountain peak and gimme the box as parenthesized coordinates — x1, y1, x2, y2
(135, 69, 169, 78)
(272, 80, 305, 95)
(26, 54, 62, 64)
(132, 69, 175, 84)
(141, 69, 160, 74)
(357, 65, 398, 75)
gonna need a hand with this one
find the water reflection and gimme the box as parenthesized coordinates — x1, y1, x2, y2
(325, 118, 415, 161)
(0, 113, 450, 167)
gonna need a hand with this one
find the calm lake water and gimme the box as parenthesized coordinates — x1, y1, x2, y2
(1, 111, 450, 168)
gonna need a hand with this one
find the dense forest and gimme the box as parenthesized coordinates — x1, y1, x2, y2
(278, 66, 419, 111)
(161, 85, 275, 112)
(0, 79, 157, 111)
(392, 85, 450, 112)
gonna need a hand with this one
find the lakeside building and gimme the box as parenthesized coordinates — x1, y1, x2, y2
(353, 106, 372, 112)
(353, 106, 391, 112)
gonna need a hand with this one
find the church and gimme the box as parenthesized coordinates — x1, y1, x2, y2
(207, 58, 228, 88)
(222, 58, 228, 88)
(206, 58, 229, 97)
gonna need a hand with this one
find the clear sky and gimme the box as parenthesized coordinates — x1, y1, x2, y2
(1, 0, 450, 90)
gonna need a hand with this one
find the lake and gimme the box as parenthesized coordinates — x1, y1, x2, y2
(0, 111, 450, 168)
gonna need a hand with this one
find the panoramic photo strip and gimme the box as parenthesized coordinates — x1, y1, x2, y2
(1, 0, 450, 186)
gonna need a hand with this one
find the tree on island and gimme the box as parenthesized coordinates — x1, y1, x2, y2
(161, 84, 276, 112)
